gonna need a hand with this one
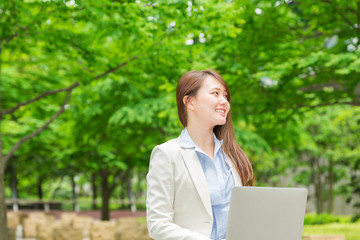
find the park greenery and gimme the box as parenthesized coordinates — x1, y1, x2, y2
(1, 0, 360, 239)
(303, 222, 360, 240)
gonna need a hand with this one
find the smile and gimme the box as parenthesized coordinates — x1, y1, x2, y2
(215, 109, 225, 113)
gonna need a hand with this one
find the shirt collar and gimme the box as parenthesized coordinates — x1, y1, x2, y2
(179, 127, 223, 156)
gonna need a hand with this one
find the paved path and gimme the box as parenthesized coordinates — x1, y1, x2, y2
(12, 210, 146, 240)
(14, 209, 146, 220)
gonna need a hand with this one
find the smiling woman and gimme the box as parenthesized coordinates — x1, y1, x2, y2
(183, 76, 230, 135)
(146, 70, 254, 240)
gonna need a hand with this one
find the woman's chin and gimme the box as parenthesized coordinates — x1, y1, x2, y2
(215, 120, 227, 126)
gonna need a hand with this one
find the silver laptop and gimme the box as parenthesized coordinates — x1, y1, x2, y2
(226, 186, 308, 240)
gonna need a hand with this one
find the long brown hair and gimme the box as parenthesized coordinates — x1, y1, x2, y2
(176, 70, 254, 186)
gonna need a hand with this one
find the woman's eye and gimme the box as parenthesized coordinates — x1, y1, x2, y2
(213, 92, 219, 95)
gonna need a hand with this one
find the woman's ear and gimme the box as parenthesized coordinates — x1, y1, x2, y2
(183, 95, 195, 111)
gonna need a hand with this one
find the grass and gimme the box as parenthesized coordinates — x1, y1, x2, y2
(303, 222, 360, 240)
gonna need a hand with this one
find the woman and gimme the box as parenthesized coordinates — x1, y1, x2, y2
(146, 70, 253, 240)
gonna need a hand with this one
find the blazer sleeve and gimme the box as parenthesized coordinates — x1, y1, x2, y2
(146, 146, 211, 240)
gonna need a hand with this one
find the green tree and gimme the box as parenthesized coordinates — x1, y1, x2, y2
(0, 1, 80, 238)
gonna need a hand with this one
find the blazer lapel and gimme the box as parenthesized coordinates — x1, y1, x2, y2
(181, 148, 212, 219)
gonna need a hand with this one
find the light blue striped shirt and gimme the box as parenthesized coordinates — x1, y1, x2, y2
(179, 128, 234, 240)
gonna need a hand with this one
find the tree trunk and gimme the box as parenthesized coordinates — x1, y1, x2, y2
(37, 177, 43, 200)
(9, 161, 18, 200)
(0, 43, 78, 238)
(126, 172, 136, 212)
(100, 169, 110, 220)
(91, 173, 98, 210)
(71, 175, 79, 212)
(120, 182, 126, 210)
(328, 158, 334, 213)
(316, 158, 324, 214)
(317, 157, 325, 213)
(0, 158, 10, 240)
(310, 156, 324, 214)
(0, 43, 10, 240)
(9, 160, 18, 212)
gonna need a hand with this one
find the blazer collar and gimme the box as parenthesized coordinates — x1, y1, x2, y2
(178, 128, 223, 155)
(227, 159, 243, 186)
(176, 137, 213, 219)
(175, 130, 243, 219)
(178, 128, 243, 187)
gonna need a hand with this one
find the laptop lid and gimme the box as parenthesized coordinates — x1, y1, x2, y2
(226, 186, 308, 240)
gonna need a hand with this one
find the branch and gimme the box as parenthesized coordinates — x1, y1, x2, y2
(157, 126, 167, 138)
(0, 45, 2, 157)
(109, 169, 127, 194)
(337, 9, 354, 27)
(354, 81, 360, 96)
(300, 81, 346, 92)
(0, 5, 44, 43)
(346, 6, 358, 15)
(354, 81, 360, 103)
(0, 32, 19, 43)
(357, 1, 360, 35)
(293, 101, 360, 109)
(1, 82, 79, 116)
(90, 5, 195, 81)
(237, 100, 359, 116)
(91, 8, 194, 81)
(93, 55, 139, 80)
(3, 82, 79, 165)
(320, 0, 355, 28)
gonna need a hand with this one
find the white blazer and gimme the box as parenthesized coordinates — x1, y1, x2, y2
(146, 137, 242, 240)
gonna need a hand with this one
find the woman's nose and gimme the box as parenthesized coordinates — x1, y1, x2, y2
(219, 95, 228, 104)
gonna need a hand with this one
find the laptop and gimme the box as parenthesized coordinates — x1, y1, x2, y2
(226, 186, 308, 240)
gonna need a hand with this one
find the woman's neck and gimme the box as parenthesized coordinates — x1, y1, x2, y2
(187, 123, 215, 159)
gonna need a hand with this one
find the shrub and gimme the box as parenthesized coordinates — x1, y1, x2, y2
(304, 213, 350, 225)
(350, 213, 360, 223)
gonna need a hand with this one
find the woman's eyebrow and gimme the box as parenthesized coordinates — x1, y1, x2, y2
(210, 87, 226, 92)
(210, 87, 227, 93)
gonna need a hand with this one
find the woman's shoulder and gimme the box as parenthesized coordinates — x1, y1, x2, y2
(149, 138, 182, 167)
(153, 137, 180, 152)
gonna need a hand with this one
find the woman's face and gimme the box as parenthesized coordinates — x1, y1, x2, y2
(187, 76, 230, 128)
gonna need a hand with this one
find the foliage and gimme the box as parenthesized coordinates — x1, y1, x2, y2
(351, 214, 360, 223)
(1, 0, 360, 228)
(304, 213, 351, 225)
(290, 106, 360, 213)
(303, 222, 360, 240)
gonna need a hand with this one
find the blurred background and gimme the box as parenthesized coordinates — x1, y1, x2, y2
(1, 0, 360, 239)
